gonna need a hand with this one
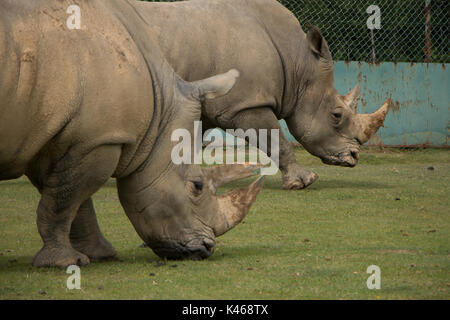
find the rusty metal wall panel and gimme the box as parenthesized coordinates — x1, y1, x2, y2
(281, 62, 449, 147)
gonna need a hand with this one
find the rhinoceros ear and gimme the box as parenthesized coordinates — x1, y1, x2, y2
(306, 25, 332, 60)
(189, 69, 240, 102)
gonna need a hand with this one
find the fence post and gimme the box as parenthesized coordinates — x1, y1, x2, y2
(424, 0, 432, 63)
(370, 29, 376, 64)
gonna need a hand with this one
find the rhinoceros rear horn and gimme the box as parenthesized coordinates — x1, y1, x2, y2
(212, 175, 265, 237)
(342, 85, 361, 112)
(190, 69, 240, 101)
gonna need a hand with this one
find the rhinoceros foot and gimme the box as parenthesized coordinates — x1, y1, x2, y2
(282, 164, 318, 190)
(32, 246, 90, 268)
(71, 238, 118, 262)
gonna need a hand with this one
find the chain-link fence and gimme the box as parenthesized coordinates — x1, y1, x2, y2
(143, 0, 449, 63)
(279, 0, 448, 63)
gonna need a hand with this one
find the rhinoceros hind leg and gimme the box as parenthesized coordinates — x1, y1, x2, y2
(70, 198, 117, 261)
(281, 163, 318, 190)
(227, 107, 319, 190)
(31, 145, 121, 268)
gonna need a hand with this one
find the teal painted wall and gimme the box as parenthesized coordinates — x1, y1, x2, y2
(281, 62, 449, 147)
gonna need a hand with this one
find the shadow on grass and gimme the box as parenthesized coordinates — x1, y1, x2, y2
(309, 179, 392, 190)
(0, 254, 126, 274)
(0, 256, 40, 274)
(251, 178, 392, 191)
(96, 243, 285, 265)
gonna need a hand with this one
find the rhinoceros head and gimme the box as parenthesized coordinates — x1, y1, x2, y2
(285, 26, 390, 167)
(119, 70, 264, 260)
(139, 163, 264, 260)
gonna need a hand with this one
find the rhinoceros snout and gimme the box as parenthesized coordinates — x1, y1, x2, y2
(320, 149, 359, 167)
(338, 149, 359, 167)
(150, 238, 215, 260)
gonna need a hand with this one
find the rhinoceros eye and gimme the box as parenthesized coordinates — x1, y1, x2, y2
(187, 180, 204, 196)
(331, 111, 342, 120)
(193, 181, 203, 192)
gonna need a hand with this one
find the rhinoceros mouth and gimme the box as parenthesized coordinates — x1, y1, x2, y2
(321, 149, 359, 168)
(148, 238, 215, 260)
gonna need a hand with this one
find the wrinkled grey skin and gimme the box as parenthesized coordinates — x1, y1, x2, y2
(0, 0, 263, 267)
(135, 0, 389, 190)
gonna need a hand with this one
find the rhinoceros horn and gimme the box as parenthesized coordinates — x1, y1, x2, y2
(355, 98, 392, 144)
(202, 163, 264, 193)
(213, 175, 265, 236)
(343, 86, 391, 144)
(201, 163, 265, 236)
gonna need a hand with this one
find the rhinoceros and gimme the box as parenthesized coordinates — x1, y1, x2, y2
(0, 0, 265, 267)
(134, 0, 391, 190)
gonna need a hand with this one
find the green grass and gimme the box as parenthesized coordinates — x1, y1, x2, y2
(0, 147, 449, 299)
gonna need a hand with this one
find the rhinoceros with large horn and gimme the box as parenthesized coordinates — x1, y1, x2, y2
(134, 0, 391, 190)
(0, 0, 264, 267)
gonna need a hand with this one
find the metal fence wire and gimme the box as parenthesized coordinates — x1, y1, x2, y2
(279, 0, 448, 63)
(145, 0, 449, 63)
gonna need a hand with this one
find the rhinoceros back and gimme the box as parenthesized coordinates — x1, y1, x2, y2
(0, 0, 163, 180)
(136, 0, 305, 126)
(0, 1, 81, 179)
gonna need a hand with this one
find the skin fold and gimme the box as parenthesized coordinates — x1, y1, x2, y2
(135, 0, 390, 190)
(0, 0, 264, 267)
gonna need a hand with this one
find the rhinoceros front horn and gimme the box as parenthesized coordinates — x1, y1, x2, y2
(201, 163, 265, 236)
(212, 175, 265, 237)
(356, 98, 392, 144)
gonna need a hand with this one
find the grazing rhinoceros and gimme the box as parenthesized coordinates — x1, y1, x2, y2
(0, 0, 264, 267)
(134, 0, 391, 190)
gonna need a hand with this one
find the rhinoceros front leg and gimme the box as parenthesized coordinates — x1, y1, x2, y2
(70, 198, 117, 261)
(229, 107, 318, 190)
(30, 145, 121, 268)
